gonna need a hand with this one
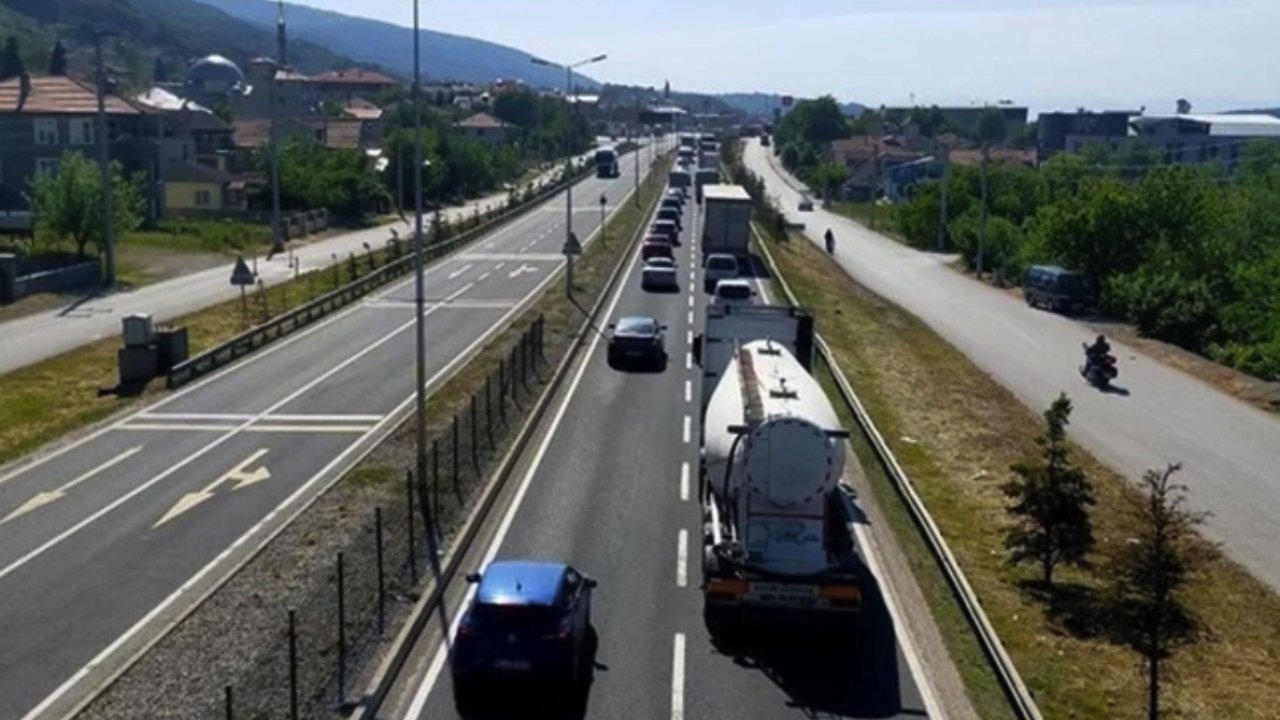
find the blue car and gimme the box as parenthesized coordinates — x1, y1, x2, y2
(451, 561, 596, 704)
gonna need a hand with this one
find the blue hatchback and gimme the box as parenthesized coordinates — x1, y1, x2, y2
(451, 561, 596, 700)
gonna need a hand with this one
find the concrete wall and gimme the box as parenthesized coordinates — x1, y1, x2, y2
(0, 253, 101, 304)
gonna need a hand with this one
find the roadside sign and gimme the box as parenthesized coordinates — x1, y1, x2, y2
(230, 256, 256, 286)
(562, 232, 582, 257)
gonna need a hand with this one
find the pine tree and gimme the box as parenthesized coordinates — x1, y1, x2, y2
(1105, 464, 1206, 720)
(48, 39, 67, 76)
(1002, 393, 1096, 586)
(0, 36, 24, 81)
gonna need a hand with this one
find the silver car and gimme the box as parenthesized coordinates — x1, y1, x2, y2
(642, 257, 679, 292)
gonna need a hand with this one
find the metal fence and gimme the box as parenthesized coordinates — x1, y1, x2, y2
(218, 317, 547, 720)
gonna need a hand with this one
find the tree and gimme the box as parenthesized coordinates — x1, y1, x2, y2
(0, 36, 23, 81)
(976, 107, 1008, 145)
(47, 39, 67, 76)
(1105, 464, 1206, 720)
(152, 55, 168, 83)
(809, 163, 849, 202)
(1002, 393, 1095, 586)
(1176, 98, 1192, 115)
(27, 151, 146, 260)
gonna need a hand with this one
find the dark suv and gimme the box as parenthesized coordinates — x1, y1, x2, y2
(451, 561, 597, 709)
(607, 316, 667, 369)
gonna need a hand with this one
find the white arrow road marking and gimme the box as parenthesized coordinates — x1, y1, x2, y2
(1, 447, 143, 525)
(508, 264, 538, 279)
(447, 264, 473, 280)
(153, 449, 271, 529)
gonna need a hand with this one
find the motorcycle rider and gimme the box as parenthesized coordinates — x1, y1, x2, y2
(824, 228, 835, 254)
(1084, 334, 1112, 374)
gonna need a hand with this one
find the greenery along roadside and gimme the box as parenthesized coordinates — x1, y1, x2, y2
(758, 226, 1280, 720)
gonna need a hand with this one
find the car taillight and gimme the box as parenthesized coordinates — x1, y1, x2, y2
(456, 618, 478, 637)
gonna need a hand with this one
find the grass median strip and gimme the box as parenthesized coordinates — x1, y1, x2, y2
(761, 229, 1280, 719)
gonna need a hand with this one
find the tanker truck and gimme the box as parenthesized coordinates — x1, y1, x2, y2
(697, 307, 864, 628)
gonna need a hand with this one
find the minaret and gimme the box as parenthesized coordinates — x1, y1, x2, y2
(276, 0, 288, 67)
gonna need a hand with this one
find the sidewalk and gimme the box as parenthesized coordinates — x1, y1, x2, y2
(0, 164, 570, 375)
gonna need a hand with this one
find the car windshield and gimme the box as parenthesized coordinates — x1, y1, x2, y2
(717, 283, 752, 300)
(1057, 273, 1086, 294)
(616, 317, 657, 335)
(646, 258, 674, 268)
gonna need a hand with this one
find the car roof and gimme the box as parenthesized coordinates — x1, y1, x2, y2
(476, 561, 567, 607)
(716, 279, 751, 290)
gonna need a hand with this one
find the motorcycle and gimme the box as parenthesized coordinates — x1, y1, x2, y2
(824, 231, 835, 255)
(1080, 343, 1118, 389)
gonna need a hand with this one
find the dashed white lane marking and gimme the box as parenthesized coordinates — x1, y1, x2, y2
(447, 264, 473, 280)
(119, 423, 374, 434)
(477, 271, 491, 282)
(1, 447, 143, 526)
(677, 529, 688, 587)
(135, 413, 385, 422)
(672, 633, 686, 720)
(687, 310, 694, 325)
(686, 330, 693, 346)
(685, 351, 692, 370)
(687, 295, 694, 308)
(495, 262, 506, 270)
(682, 415, 691, 444)
(684, 380, 691, 403)
(680, 462, 689, 502)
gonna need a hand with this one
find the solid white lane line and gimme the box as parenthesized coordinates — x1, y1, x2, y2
(404, 221, 648, 719)
(671, 633, 686, 720)
(120, 424, 374, 434)
(684, 380, 691, 403)
(677, 529, 688, 588)
(682, 415, 691, 444)
(680, 463, 690, 502)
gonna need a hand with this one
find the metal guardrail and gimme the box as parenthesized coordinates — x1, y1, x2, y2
(167, 167, 596, 389)
(753, 228, 1044, 720)
(350, 154, 672, 719)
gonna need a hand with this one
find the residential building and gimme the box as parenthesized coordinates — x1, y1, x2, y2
(0, 73, 142, 212)
(164, 160, 246, 213)
(831, 135, 928, 201)
(882, 105, 1028, 138)
(309, 68, 399, 103)
(232, 116, 368, 151)
(1037, 110, 1138, 160)
(453, 112, 513, 145)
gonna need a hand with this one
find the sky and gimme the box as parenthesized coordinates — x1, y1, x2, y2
(284, 0, 1279, 114)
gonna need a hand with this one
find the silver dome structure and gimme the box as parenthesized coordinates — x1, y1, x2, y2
(186, 55, 246, 96)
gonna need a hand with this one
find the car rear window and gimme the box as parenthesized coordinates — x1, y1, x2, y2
(708, 257, 737, 271)
(617, 317, 657, 334)
(717, 283, 752, 300)
(472, 603, 558, 631)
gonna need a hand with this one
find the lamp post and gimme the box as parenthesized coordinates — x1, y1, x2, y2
(410, 0, 436, 559)
(532, 53, 607, 296)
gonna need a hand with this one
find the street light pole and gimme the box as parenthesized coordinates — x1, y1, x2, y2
(93, 34, 115, 287)
(411, 0, 434, 555)
(532, 53, 607, 297)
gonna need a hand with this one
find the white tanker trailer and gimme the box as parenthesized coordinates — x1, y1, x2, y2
(699, 332, 863, 624)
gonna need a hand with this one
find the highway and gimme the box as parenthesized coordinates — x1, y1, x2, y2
(0, 154, 591, 376)
(743, 138, 1280, 592)
(381, 175, 946, 719)
(0, 147, 657, 720)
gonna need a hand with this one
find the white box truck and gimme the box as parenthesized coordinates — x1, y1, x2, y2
(701, 184, 752, 256)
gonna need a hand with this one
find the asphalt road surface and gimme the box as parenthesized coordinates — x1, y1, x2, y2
(0, 148, 613, 376)
(382, 182, 941, 720)
(744, 138, 1280, 592)
(0, 147, 659, 720)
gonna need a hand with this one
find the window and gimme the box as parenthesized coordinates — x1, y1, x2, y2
(195, 190, 212, 207)
(36, 158, 60, 176)
(70, 118, 94, 146)
(34, 119, 58, 145)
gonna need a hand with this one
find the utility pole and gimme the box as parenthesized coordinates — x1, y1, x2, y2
(978, 144, 989, 279)
(269, 0, 286, 256)
(94, 34, 115, 287)
(634, 100, 640, 207)
(937, 144, 949, 252)
(869, 141, 880, 230)
(411, 0, 433, 549)
(564, 64, 574, 297)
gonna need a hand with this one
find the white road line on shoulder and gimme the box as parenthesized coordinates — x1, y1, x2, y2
(671, 633, 686, 720)
(404, 221, 648, 718)
(682, 415, 691, 444)
(680, 462, 690, 502)
(676, 529, 688, 588)
(684, 380, 691, 403)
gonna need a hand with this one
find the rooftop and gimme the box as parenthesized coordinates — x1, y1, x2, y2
(454, 112, 511, 130)
(0, 74, 139, 115)
(310, 68, 399, 86)
(1131, 113, 1280, 137)
(232, 116, 364, 150)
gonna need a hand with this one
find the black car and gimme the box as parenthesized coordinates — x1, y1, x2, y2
(1024, 265, 1091, 314)
(607, 316, 667, 369)
(451, 561, 596, 709)
(657, 206, 683, 232)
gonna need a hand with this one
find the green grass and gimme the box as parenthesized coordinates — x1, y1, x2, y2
(760, 228, 1280, 719)
(830, 201, 906, 241)
(121, 219, 273, 256)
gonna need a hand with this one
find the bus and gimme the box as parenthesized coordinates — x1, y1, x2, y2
(595, 147, 620, 178)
